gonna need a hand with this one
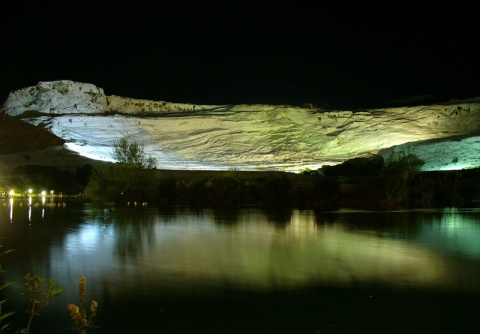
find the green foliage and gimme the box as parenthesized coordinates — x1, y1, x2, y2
(0, 305, 14, 333)
(84, 164, 157, 203)
(0, 248, 15, 333)
(318, 154, 423, 178)
(314, 153, 426, 206)
(0, 272, 97, 334)
(321, 155, 385, 177)
(68, 276, 98, 334)
(157, 174, 294, 206)
(21, 273, 64, 334)
(312, 175, 340, 199)
(7, 165, 88, 195)
(74, 164, 94, 187)
(381, 154, 425, 204)
(206, 176, 244, 205)
(383, 153, 424, 174)
(85, 137, 159, 202)
(299, 168, 316, 175)
(259, 176, 293, 205)
(157, 178, 178, 204)
(112, 137, 157, 169)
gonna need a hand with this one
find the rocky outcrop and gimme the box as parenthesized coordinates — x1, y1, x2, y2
(1, 80, 223, 116)
(2, 81, 480, 171)
(2, 80, 107, 116)
(379, 135, 480, 171)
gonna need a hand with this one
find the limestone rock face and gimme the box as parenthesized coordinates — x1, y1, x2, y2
(2, 80, 107, 116)
(2, 80, 480, 171)
(379, 135, 480, 171)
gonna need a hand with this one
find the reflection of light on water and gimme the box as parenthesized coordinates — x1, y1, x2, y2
(41, 195, 46, 219)
(43, 208, 479, 295)
(417, 208, 480, 260)
(9, 198, 13, 223)
(65, 224, 103, 252)
(7, 207, 476, 301)
(123, 210, 453, 292)
(28, 197, 32, 222)
(443, 208, 462, 234)
(289, 210, 317, 235)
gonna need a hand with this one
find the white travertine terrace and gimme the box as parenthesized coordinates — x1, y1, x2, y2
(2, 80, 479, 171)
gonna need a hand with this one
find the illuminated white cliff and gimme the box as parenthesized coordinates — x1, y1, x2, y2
(2, 80, 480, 171)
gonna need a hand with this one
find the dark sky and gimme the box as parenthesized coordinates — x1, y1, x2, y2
(1, 1, 479, 109)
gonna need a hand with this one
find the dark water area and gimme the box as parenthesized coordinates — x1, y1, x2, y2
(1, 197, 480, 333)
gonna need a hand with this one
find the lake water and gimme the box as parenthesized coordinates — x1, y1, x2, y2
(1, 198, 480, 333)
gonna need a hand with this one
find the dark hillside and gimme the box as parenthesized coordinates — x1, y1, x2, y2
(0, 112, 64, 154)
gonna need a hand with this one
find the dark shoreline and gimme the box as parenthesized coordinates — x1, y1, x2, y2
(1, 140, 479, 209)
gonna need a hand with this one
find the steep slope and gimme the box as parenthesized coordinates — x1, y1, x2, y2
(2, 80, 480, 171)
(0, 112, 64, 154)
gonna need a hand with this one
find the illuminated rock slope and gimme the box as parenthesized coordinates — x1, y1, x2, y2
(2, 80, 480, 171)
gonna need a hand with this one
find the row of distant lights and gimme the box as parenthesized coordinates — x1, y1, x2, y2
(7, 189, 54, 197)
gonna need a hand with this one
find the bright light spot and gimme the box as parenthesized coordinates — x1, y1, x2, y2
(436, 163, 475, 171)
(65, 224, 104, 252)
(41, 190, 47, 196)
(9, 198, 13, 222)
(65, 142, 115, 162)
(8, 190, 14, 196)
(28, 188, 33, 194)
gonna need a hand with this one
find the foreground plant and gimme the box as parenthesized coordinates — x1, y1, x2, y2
(68, 276, 98, 334)
(0, 248, 15, 333)
(0, 279, 15, 334)
(21, 273, 64, 334)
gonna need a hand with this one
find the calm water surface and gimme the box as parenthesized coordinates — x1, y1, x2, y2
(1, 198, 479, 333)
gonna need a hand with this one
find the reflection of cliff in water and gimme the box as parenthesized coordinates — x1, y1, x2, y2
(415, 207, 480, 260)
(1, 204, 479, 301)
(59, 207, 479, 295)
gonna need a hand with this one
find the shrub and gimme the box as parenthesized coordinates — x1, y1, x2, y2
(68, 276, 98, 334)
(112, 136, 157, 169)
(21, 274, 64, 334)
(84, 165, 157, 203)
(85, 137, 159, 202)
(320, 155, 384, 177)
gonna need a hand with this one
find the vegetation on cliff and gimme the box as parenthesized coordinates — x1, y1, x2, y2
(0, 118, 478, 208)
(83, 137, 157, 202)
(80, 138, 479, 208)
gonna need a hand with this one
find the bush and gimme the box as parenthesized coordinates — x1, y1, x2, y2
(112, 136, 157, 169)
(320, 155, 384, 177)
(259, 176, 292, 205)
(383, 153, 424, 175)
(85, 137, 159, 202)
(84, 165, 157, 203)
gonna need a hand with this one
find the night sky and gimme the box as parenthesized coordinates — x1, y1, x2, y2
(1, 1, 479, 109)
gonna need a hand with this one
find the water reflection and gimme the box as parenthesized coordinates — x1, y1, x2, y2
(1, 204, 479, 303)
(8, 197, 13, 222)
(416, 207, 480, 260)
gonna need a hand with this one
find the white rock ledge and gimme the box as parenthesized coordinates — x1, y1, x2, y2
(2, 81, 480, 171)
